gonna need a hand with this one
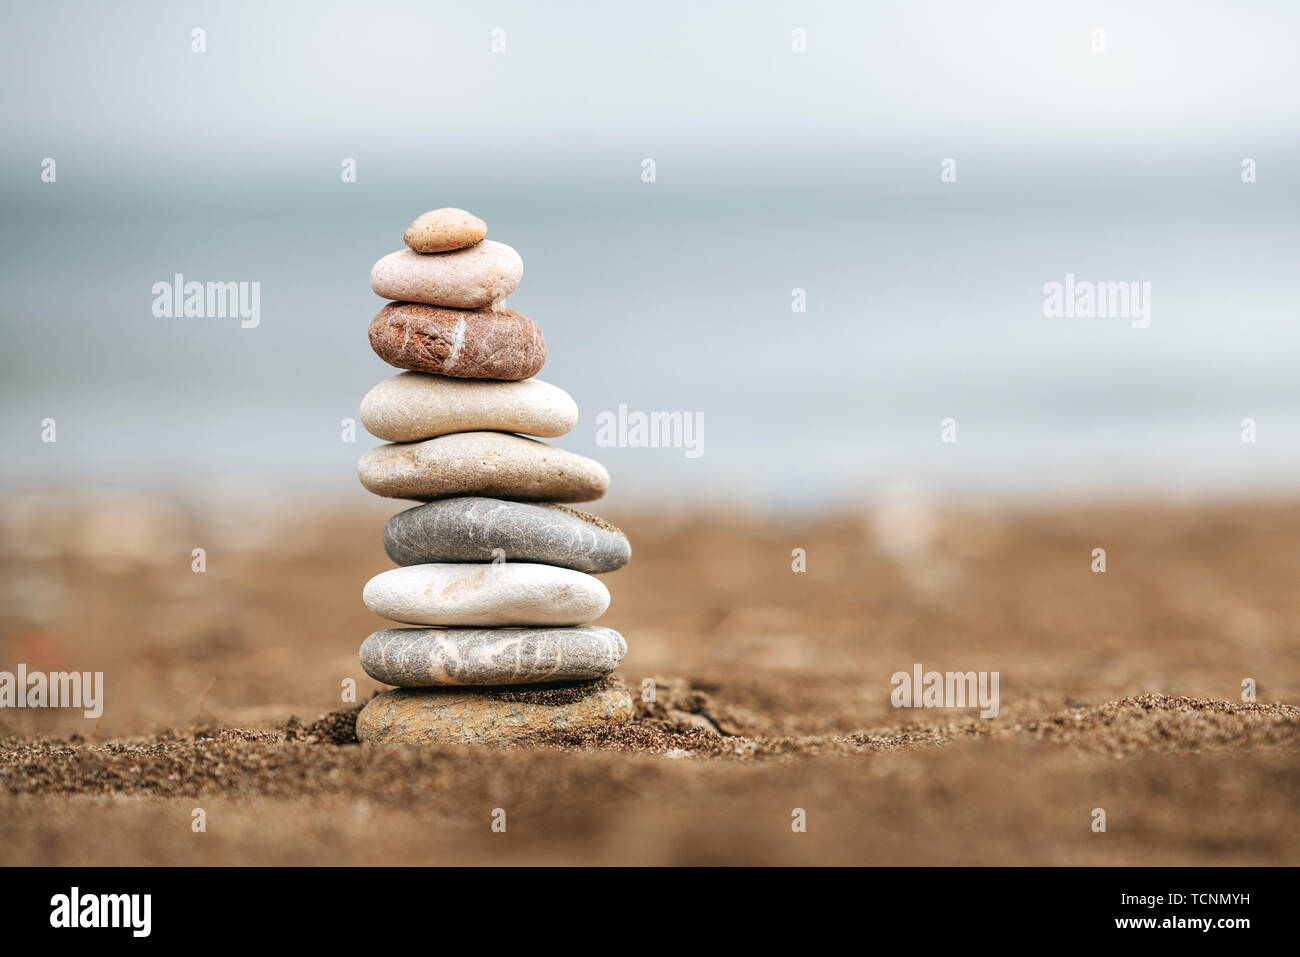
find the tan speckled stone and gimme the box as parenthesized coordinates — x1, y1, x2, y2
(357, 432, 610, 503)
(356, 674, 634, 746)
(368, 303, 545, 380)
(370, 241, 522, 308)
(360, 373, 574, 442)
(403, 208, 487, 253)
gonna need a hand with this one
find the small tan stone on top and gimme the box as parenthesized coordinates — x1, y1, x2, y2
(404, 208, 488, 253)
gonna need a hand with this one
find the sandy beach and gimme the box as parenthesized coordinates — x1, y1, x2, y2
(2, 494, 1297, 865)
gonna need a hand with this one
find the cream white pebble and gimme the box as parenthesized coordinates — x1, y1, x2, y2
(360, 373, 577, 442)
(362, 562, 611, 626)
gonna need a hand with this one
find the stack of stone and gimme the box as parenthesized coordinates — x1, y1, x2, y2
(354, 208, 634, 746)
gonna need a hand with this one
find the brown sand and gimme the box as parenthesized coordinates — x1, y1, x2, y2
(1, 496, 1298, 865)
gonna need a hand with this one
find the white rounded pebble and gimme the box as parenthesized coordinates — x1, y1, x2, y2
(362, 562, 610, 626)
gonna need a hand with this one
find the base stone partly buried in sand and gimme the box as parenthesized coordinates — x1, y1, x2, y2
(356, 674, 634, 746)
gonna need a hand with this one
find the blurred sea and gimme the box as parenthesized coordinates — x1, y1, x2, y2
(3, 195, 1297, 510)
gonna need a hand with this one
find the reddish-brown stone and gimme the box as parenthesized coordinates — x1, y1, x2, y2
(368, 303, 546, 380)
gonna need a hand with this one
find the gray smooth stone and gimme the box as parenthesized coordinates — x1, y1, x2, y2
(360, 626, 628, 687)
(383, 497, 631, 573)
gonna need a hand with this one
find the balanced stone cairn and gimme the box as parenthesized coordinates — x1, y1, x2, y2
(354, 208, 634, 745)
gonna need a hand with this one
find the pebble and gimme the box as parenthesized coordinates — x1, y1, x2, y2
(357, 432, 610, 502)
(360, 373, 575, 442)
(368, 302, 545, 380)
(359, 625, 627, 686)
(370, 241, 523, 308)
(362, 562, 610, 626)
(403, 208, 487, 253)
(383, 497, 630, 573)
(356, 674, 634, 746)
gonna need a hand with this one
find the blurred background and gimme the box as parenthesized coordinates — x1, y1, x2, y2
(1, 0, 1297, 510)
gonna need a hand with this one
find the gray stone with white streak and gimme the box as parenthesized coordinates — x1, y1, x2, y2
(360, 625, 628, 687)
(383, 497, 631, 573)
